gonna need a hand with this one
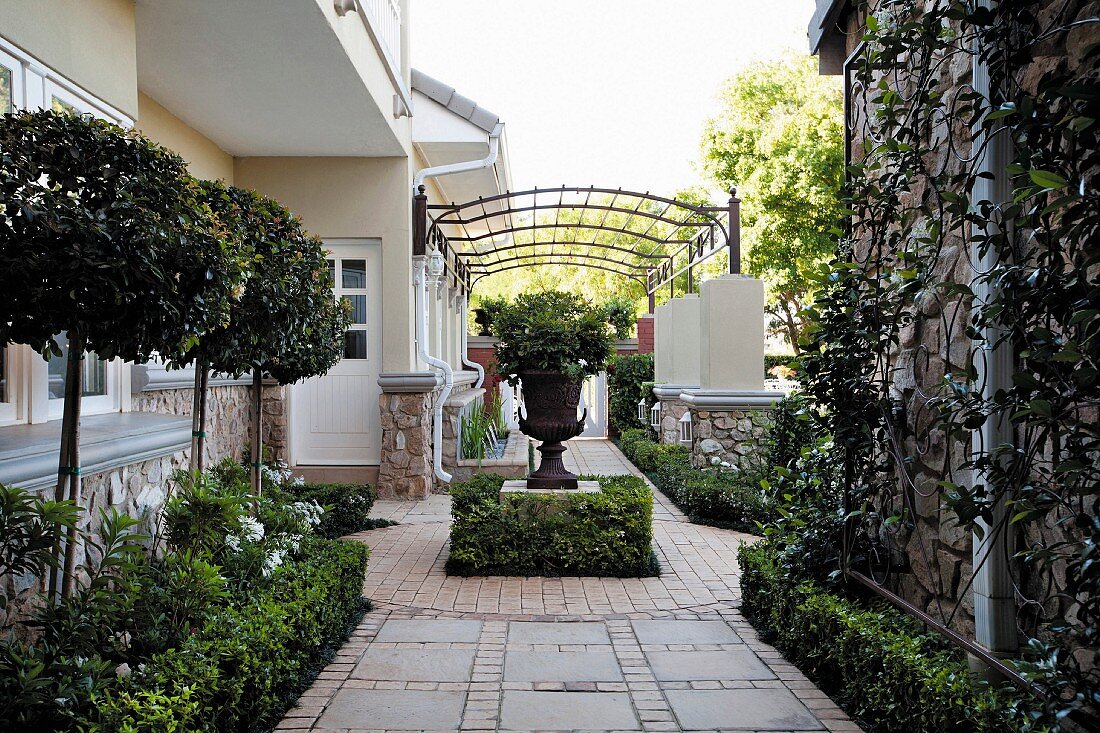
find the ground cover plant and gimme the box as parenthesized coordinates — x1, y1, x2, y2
(0, 463, 370, 732)
(446, 473, 656, 577)
(617, 428, 770, 534)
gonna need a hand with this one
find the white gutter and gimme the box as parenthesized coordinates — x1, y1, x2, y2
(412, 123, 503, 483)
(460, 293, 485, 388)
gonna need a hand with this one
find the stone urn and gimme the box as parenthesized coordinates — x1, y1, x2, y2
(518, 369, 587, 489)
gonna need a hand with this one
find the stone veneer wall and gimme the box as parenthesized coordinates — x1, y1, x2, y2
(377, 390, 436, 500)
(0, 449, 187, 635)
(134, 384, 253, 465)
(657, 398, 690, 446)
(690, 408, 771, 471)
(135, 383, 288, 464)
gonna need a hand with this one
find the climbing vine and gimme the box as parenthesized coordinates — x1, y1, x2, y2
(798, 0, 1098, 724)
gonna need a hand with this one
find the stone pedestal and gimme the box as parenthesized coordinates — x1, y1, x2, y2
(377, 390, 434, 499)
(500, 480, 601, 516)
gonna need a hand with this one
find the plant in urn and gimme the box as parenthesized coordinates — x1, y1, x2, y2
(491, 291, 616, 489)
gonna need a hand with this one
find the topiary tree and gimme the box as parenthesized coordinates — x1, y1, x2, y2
(0, 110, 243, 597)
(188, 186, 347, 494)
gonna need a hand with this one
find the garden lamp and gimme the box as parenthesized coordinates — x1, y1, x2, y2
(679, 411, 693, 445)
(637, 397, 647, 423)
(649, 401, 662, 431)
(427, 245, 446, 285)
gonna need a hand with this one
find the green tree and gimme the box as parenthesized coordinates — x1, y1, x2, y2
(188, 185, 346, 494)
(0, 110, 242, 597)
(699, 54, 843, 352)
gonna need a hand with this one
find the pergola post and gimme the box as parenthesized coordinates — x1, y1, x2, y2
(727, 188, 741, 275)
(413, 184, 427, 257)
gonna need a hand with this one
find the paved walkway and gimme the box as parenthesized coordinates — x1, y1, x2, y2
(279, 439, 863, 733)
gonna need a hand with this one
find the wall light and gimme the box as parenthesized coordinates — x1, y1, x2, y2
(649, 401, 662, 431)
(679, 411, 693, 445)
(637, 397, 648, 423)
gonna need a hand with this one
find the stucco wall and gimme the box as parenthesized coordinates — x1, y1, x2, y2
(136, 92, 234, 182)
(0, 0, 138, 119)
(234, 156, 414, 373)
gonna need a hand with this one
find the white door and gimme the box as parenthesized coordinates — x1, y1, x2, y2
(578, 371, 607, 438)
(291, 240, 382, 465)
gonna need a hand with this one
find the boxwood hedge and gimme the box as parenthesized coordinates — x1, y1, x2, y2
(447, 473, 657, 577)
(738, 544, 1033, 733)
(617, 428, 769, 533)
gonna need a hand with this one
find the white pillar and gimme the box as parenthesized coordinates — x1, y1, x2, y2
(699, 275, 765, 392)
(668, 295, 701, 387)
(654, 303, 674, 383)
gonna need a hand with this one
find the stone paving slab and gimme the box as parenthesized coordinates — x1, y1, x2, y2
(632, 620, 743, 645)
(508, 620, 612, 644)
(353, 647, 476, 682)
(316, 688, 466, 729)
(647, 649, 775, 681)
(504, 650, 624, 682)
(374, 618, 483, 643)
(281, 439, 864, 733)
(499, 690, 640, 730)
(666, 687, 824, 730)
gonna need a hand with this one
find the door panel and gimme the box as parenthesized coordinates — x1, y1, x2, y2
(291, 240, 382, 465)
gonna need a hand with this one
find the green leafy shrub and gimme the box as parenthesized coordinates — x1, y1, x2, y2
(447, 473, 656, 576)
(84, 538, 370, 733)
(490, 290, 615, 384)
(600, 296, 637, 339)
(738, 544, 1036, 733)
(282, 482, 377, 539)
(607, 353, 654, 434)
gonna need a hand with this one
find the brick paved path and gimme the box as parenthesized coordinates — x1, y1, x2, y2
(279, 439, 863, 733)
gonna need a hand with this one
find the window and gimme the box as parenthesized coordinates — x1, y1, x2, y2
(330, 258, 370, 360)
(0, 35, 131, 425)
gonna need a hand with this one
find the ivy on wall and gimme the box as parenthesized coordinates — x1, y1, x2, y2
(798, 0, 1098, 723)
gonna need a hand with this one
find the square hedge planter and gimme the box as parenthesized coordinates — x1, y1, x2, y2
(446, 473, 658, 577)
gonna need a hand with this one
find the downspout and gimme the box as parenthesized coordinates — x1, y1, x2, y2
(413, 123, 502, 483)
(460, 292, 485, 388)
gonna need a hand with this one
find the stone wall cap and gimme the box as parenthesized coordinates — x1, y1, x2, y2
(682, 389, 785, 410)
(0, 412, 190, 491)
(378, 371, 443, 393)
(652, 383, 699, 400)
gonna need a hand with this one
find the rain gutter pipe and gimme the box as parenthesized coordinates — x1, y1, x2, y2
(412, 123, 502, 483)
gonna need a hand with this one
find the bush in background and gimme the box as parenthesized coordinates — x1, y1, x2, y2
(447, 473, 656, 577)
(617, 430, 770, 533)
(607, 354, 655, 434)
(283, 482, 378, 539)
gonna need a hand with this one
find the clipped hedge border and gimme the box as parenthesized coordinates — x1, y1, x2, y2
(738, 544, 1031, 733)
(85, 538, 370, 732)
(617, 429, 769, 534)
(447, 473, 657, 577)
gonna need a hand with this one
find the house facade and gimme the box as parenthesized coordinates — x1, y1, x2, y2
(0, 0, 512, 536)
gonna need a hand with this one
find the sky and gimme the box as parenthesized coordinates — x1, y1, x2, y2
(413, 0, 817, 200)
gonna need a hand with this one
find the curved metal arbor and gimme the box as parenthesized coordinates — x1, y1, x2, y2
(413, 186, 741, 309)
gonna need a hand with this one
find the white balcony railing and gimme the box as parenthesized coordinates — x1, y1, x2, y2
(360, 0, 401, 69)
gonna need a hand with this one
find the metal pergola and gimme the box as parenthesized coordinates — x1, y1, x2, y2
(413, 186, 741, 311)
